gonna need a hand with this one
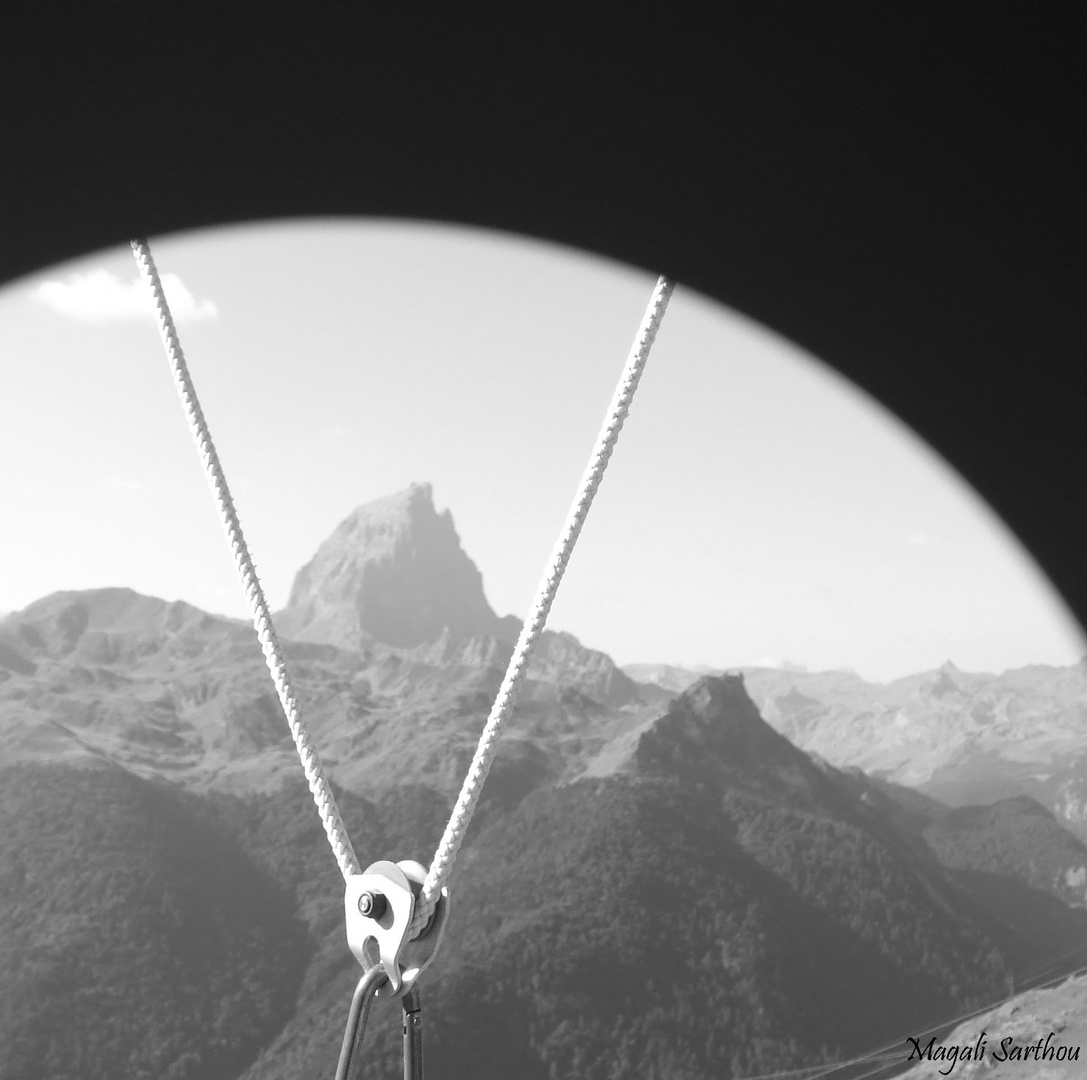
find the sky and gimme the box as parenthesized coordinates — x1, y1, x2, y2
(1, 219, 1083, 683)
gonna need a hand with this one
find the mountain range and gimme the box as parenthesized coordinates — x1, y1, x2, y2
(625, 659, 1087, 846)
(2, 483, 1085, 1080)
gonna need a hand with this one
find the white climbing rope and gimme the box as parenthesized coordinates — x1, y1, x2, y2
(410, 274, 675, 937)
(131, 238, 361, 881)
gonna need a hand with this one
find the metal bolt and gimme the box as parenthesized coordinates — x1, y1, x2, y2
(358, 890, 387, 919)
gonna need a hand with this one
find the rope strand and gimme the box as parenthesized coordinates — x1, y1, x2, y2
(411, 275, 675, 936)
(131, 238, 361, 880)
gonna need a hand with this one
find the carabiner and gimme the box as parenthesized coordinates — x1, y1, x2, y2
(334, 969, 424, 1080)
(334, 966, 387, 1080)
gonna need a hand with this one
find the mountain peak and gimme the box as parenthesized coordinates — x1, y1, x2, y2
(585, 674, 846, 812)
(649, 674, 814, 777)
(278, 484, 505, 650)
(307, 482, 442, 559)
(920, 661, 966, 699)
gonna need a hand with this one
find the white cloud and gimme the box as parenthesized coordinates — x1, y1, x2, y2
(33, 268, 218, 324)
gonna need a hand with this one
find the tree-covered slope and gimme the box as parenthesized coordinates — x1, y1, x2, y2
(0, 764, 311, 1080)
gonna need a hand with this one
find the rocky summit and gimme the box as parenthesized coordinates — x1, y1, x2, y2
(276, 483, 512, 650)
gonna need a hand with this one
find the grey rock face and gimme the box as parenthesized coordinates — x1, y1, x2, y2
(278, 483, 505, 649)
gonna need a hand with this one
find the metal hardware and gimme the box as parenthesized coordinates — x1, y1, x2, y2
(357, 890, 387, 919)
(334, 858, 449, 1078)
(402, 986, 423, 1080)
(344, 859, 450, 996)
(333, 966, 387, 1080)
(333, 973, 427, 1080)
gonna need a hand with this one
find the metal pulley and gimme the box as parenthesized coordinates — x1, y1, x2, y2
(334, 859, 451, 1080)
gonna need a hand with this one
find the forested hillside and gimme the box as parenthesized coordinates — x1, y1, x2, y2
(0, 765, 310, 1080)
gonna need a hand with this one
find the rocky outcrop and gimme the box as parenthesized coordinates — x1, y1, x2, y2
(275, 483, 641, 706)
(276, 484, 506, 650)
(585, 674, 861, 815)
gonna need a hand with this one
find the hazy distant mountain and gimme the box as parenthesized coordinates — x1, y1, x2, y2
(276, 483, 642, 705)
(276, 483, 514, 649)
(623, 661, 1087, 841)
(3, 486, 1086, 1080)
(622, 662, 717, 694)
